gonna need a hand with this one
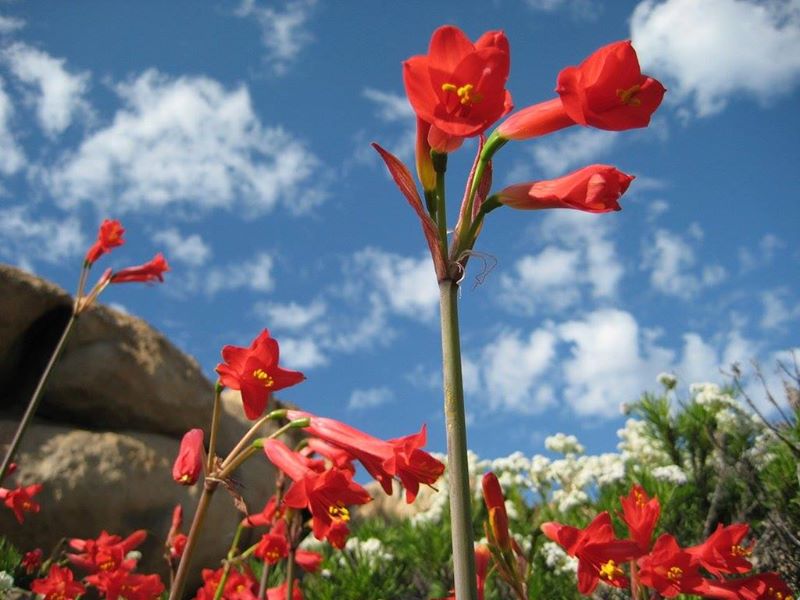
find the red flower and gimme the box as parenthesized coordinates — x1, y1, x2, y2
(638, 534, 708, 598)
(295, 549, 323, 573)
(704, 572, 796, 600)
(172, 428, 204, 486)
(496, 97, 575, 141)
(403, 25, 513, 151)
(263, 438, 371, 548)
(0, 483, 42, 523)
(542, 512, 641, 595)
(686, 522, 753, 578)
(85, 219, 125, 265)
(436, 545, 492, 600)
(67, 529, 147, 573)
(194, 568, 257, 600)
(496, 164, 633, 213)
(254, 529, 289, 565)
(287, 410, 444, 503)
(110, 253, 169, 283)
(88, 570, 165, 600)
(267, 582, 303, 600)
(166, 504, 187, 561)
(482, 471, 511, 550)
(557, 40, 665, 131)
(243, 496, 280, 528)
(304, 438, 356, 474)
(216, 329, 305, 420)
(620, 484, 660, 553)
(31, 565, 86, 600)
(21, 548, 43, 575)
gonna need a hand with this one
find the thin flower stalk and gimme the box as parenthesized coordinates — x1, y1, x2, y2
(212, 522, 246, 600)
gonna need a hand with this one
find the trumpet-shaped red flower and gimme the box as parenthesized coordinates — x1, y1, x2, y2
(542, 512, 641, 595)
(172, 428, 204, 486)
(85, 219, 125, 265)
(482, 471, 511, 550)
(216, 329, 305, 420)
(403, 25, 513, 151)
(21, 548, 43, 575)
(267, 582, 304, 600)
(295, 549, 323, 573)
(110, 253, 169, 284)
(686, 522, 753, 578)
(195, 568, 257, 600)
(254, 530, 289, 565)
(67, 529, 147, 573)
(287, 410, 444, 502)
(166, 504, 187, 561)
(243, 495, 280, 528)
(87, 570, 165, 600)
(263, 438, 371, 548)
(496, 164, 633, 213)
(0, 483, 43, 523)
(557, 40, 665, 131)
(620, 484, 660, 553)
(31, 565, 86, 600)
(496, 97, 575, 141)
(704, 572, 796, 600)
(638, 534, 708, 598)
(304, 437, 356, 474)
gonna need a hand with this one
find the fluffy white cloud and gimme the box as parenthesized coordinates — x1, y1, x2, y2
(524, 0, 601, 19)
(362, 88, 413, 123)
(0, 77, 25, 174)
(359, 87, 415, 164)
(348, 386, 394, 410)
(47, 70, 325, 216)
(253, 299, 327, 331)
(235, 0, 317, 75)
(528, 128, 618, 178)
(2, 42, 90, 136)
(481, 328, 558, 413)
(644, 228, 726, 298)
(0, 206, 85, 267)
(0, 15, 24, 35)
(558, 309, 674, 416)
(631, 0, 800, 116)
(498, 247, 582, 314)
(279, 336, 328, 369)
(204, 252, 274, 296)
(760, 289, 800, 330)
(151, 228, 211, 267)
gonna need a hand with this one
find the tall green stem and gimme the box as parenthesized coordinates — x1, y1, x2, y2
(207, 382, 224, 472)
(0, 311, 78, 483)
(439, 279, 477, 600)
(213, 522, 246, 600)
(285, 549, 296, 600)
(169, 480, 218, 600)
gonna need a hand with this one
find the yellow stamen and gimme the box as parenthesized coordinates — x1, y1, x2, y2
(441, 82, 483, 105)
(328, 503, 350, 522)
(618, 84, 642, 106)
(252, 368, 274, 388)
(730, 544, 751, 557)
(667, 566, 683, 581)
(598, 559, 623, 581)
(634, 489, 645, 507)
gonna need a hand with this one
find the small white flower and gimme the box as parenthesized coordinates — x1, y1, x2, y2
(541, 541, 578, 575)
(657, 372, 677, 390)
(545, 433, 585, 455)
(652, 464, 688, 484)
(0, 571, 13, 592)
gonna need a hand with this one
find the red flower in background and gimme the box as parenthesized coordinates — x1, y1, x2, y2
(88, 570, 165, 600)
(195, 568, 257, 600)
(557, 40, 665, 131)
(295, 549, 323, 574)
(110, 253, 169, 284)
(620, 484, 660, 553)
(31, 565, 86, 600)
(496, 164, 633, 213)
(687, 522, 753, 578)
(436, 545, 492, 600)
(542, 512, 640, 594)
(166, 504, 187, 561)
(638, 534, 708, 598)
(21, 548, 43, 575)
(216, 329, 305, 420)
(85, 219, 125, 265)
(243, 496, 280, 528)
(254, 530, 289, 565)
(704, 572, 796, 600)
(0, 483, 43, 523)
(403, 25, 513, 151)
(172, 428, 204, 486)
(263, 438, 371, 548)
(67, 529, 147, 573)
(482, 471, 512, 550)
(267, 582, 304, 600)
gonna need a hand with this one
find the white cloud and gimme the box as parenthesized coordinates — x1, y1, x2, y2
(0, 205, 85, 266)
(631, 0, 800, 117)
(2, 42, 91, 136)
(738, 233, 785, 272)
(559, 309, 674, 416)
(528, 128, 618, 178)
(0, 77, 25, 174)
(354, 248, 439, 322)
(760, 289, 800, 330)
(151, 227, 211, 267)
(235, 0, 317, 75)
(481, 328, 558, 413)
(363, 88, 413, 122)
(348, 386, 394, 410)
(643, 229, 726, 298)
(524, 0, 602, 19)
(254, 299, 327, 331)
(498, 247, 582, 315)
(0, 15, 24, 35)
(47, 70, 325, 217)
(205, 252, 274, 296)
(279, 336, 328, 369)
(359, 87, 415, 164)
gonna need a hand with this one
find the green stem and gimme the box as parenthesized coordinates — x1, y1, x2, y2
(439, 279, 477, 600)
(257, 563, 272, 600)
(0, 311, 78, 483)
(218, 418, 308, 481)
(461, 133, 507, 237)
(168, 480, 218, 600)
(285, 549, 296, 600)
(220, 409, 288, 470)
(207, 382, 224, 472)
(213, 523, 246, 600)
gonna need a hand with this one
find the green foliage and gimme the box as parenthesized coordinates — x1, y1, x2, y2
(0, 535, 21, 574)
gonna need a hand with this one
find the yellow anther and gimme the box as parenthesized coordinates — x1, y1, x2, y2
(730, 544, 751, 557)
(252, 368, 274, 388)
(634, 489, 645, 507)
(598, 559, 623, 580)
(441, 82, 482, 106)
(667, 566, 683, 581)
(441, 83, 458, 93)
(617, 84, 642, 106)
(328, 503, 350, 522)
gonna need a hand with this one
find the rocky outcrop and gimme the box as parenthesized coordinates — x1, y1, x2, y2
(0, 265, 283, 592)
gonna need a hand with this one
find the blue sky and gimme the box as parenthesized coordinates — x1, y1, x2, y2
(1, 0, 798, 461)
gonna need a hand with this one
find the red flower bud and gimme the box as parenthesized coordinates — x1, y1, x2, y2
(172, 428, 204, 486)
(85, 219, 125, 265)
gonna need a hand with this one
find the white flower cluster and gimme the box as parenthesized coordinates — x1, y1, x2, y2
(340, 537, 393, 568)
(541, 541, 578, 575)
(745, 428, 779, 468)
(657, 372, 678, 390)
(651, 464, 688, 484)
(544, 433, 585, 455)
(0, 571, 13, 593)
(690, 382, 738, 408)
(551, 488, 589, 513)
(617, 418, 671, 467)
